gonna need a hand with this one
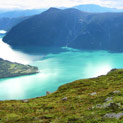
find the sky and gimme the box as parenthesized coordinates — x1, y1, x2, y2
(0, 0, 122, 10)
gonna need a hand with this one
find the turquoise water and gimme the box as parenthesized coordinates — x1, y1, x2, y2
(0, 49, 123, 100)
(0, 33, 123, 100)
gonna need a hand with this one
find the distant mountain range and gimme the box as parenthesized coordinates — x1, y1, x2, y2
(0, 4, 123, 18)
(0, 9, 46, 31)
(72, 4, 123, 13)
(3, 8, 123, 52)
(0, 4, 123, 31)
(0, 16, 29, 31)
(0, 9, 46, 18)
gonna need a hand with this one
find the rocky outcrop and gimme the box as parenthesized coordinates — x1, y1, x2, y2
(104, 113, 123, 119)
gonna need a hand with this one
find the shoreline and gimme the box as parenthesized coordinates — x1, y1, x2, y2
(0, 71, 39, 79)
(0, 69, 123, 122)
(0, 69, 118, 101)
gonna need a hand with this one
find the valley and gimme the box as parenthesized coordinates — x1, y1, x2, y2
(0, 3, 123, 122)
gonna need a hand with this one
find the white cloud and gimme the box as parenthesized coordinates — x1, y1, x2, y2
(0, 0, 122, 10)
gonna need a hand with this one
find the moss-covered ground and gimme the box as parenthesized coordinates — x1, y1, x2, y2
(0, 69, 123, 122)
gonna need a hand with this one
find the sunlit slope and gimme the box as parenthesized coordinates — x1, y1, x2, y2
(0, 69, 123, 122)
(0, 58, 38, 78)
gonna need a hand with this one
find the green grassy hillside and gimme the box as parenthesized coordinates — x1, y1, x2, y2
(0, 58, 38, 78)
(0, 69, 123, 122)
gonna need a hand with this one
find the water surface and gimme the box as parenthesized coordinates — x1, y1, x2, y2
(0, 32, 123, 100)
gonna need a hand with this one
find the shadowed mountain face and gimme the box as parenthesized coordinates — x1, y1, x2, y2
(70, 13, 123, 52)
(3, 8, 123, 52)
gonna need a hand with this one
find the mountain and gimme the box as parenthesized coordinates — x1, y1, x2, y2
(0, 8, 66, 31)
(0, 9, 46, 18)
(3, 8, 123, 52)
(72, 4, 123, 13)
(0, 9, 46, 31)
(0, 58, 38, 78)
(69, 12, 123, 52)
(0, 16, 29, 31)
(0, 69, 123, 122)
(3, 8, 87, 46)
(0, 8, 11, 13)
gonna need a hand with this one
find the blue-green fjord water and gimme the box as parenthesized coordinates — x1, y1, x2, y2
(0, 33, 123, 100)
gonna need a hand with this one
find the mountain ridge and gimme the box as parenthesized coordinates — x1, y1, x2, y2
(0, 9, 46, 18)
(0, 16, 29, 31)
(72, 4, 123, 13)
(3, 8, 123, 52)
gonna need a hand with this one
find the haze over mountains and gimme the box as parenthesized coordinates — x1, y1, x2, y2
(3, 7, 123, 52)
(0, 9, 46, 18)
(0, 9, 46, 31)
(0, 4, 123, 31)
(73, 4, 123, 13)
(0, 4, 123, 18)
(0, 17, 29, 31)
